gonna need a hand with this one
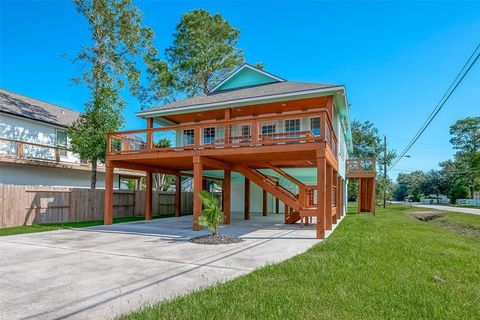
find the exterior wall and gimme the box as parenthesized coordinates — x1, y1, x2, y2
(334, 111, 348, 179)
(215, 68, 278, 91)
(0, 163, 120, 188)
(231, 179, 284, 213)
(0, 113, 80, 163)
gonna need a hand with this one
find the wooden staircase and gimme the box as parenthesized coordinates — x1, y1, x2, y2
(233, 165, 315, 224)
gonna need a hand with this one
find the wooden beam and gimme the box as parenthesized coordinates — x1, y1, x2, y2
(263, 189, 268, 216)
(316, 155, 326, 239)
(201, 157, 232, 170)
(111, 161, 179, 176)
(223, 169, 231, 224)
(104, 163, 114, 225)
(268, 164, 305, 187)
(193, 156, 202, 231)
(145, 171, 152, 220)
(175, 175, 181, 217)
(244, 177, 250, 220)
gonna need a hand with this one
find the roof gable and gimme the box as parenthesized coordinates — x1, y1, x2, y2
(211, 64, 285, 92)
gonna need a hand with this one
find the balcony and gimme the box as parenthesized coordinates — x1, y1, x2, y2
(107, 109, 338, 159)
(346, 158, 376, 178)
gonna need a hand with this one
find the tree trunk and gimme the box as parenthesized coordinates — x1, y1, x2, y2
(90, 160, 97, 189)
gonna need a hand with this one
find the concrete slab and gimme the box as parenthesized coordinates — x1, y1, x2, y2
(0, 212, 343, 320)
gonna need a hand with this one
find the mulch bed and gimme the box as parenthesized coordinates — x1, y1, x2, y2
(189, 234, 244, 245)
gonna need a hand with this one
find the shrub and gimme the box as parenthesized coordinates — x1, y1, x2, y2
(197, 191, 224, 236)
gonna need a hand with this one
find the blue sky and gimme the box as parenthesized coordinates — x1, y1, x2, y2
(1, 0, 479, 179)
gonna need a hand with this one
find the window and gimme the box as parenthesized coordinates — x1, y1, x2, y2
(261, 122, 276, 136)
(203, 127, 215, 144)
(183, 129, 194, 146)
(56, 130, 67, 157)
(310, 117, 321, 136)
(241, 124, 251, 141)
(285, 119, 301, 133)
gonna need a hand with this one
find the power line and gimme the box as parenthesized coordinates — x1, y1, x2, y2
(388, 43, 480, 172)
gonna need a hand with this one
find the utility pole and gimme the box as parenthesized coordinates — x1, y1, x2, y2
(383, 135, 387, 208)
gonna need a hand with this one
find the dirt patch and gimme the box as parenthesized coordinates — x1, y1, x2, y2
(413, 212, 444, 222)
(189, 234, 244, 245)
(442, 223, 480, 237)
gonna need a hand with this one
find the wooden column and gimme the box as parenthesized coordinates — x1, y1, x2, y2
(193, 156, 203, 231)
(175, 175, 181, 217)
(326, 164, 333, 230)
(145, 171, 152, 220)
(146, 118, 154, 151)
(316, 155, 326, 239)
(275, 198, 280, 214)
(284, 204, 290, 223)
(104, 162, 114, 225)
(262, 190, 268, 216)
(244, 177, 250, 220)
(223, 169, 231, 224)
(357, 178, 362, 213)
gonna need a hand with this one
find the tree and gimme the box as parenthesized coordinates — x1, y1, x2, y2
(449, 117, 480, 196)
(394, 171, 426, 202)
(349, 119, 396, 203)
(69, 0, 157, 188)
(157, 9, 245, 101)
(421, 169, 446, 201)
(197, 191, 224, 236)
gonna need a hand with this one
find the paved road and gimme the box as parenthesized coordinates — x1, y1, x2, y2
(398, 202, 480, 216)
(0, 213, 342, 320)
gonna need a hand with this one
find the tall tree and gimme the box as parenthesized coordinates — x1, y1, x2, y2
(69, 0, 157, 188)
(449, 117, 480, 195)
(349, 119, 396, 202)
(161, 9, 244, 99)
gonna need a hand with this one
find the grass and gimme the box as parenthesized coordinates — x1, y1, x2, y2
(0, 214, 184, 237)
(122, 204, 480, 320)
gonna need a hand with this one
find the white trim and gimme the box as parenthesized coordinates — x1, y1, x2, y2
(210, 64, 285, 92)
(137, 86, 345, 118)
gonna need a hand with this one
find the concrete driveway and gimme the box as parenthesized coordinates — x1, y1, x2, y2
(0, 213, 342, 320)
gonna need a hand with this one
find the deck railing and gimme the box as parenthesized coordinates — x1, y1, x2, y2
(0, 137, 83, 165)
(107, 109, 338, 157)
(346, 158, 376, 176)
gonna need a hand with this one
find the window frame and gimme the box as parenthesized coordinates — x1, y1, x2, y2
(284, 118, 301, 133)
(56, 129, 68, 157)
(182, 129, 195, 146)
(308, 116, 321, 137)
(202, 127, 216, 145)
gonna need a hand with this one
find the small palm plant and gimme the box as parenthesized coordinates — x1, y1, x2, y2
(197, 191, 224, 236)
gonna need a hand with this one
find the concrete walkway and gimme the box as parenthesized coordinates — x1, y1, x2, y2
(0, 213, 343, 320)
(397, 202, 480, 216)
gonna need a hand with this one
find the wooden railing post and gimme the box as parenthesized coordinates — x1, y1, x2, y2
(251, 119, 258, 145)
(16, 142, 23, 159)
(146, 118, 154, 152)
(194, 126, 201, 148)
(55, 149, 60, 162)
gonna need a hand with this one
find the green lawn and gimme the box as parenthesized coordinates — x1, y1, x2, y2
(122, 204, 480, 320)
(0, 214, 180, 237)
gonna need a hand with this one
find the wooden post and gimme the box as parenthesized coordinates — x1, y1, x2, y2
(316, 155, 326, 239)
(358, 178, 362, 213)
(193, 156, 202, 231)
(371, 178, 376, 214)
(284, 204, 289, 223)
(224, 169, 231, 224)
(275, 198, 279, 214)
(262, 189, 267, 216)
(104, 162, 114, 225)
(17, 142, 24, 159)
(146, 118, 153, 151)
(175, 175, 181, 217)
(244, 177, 250, 220)
(145, 171, 152, 220)
(225, 108, 231, 145)
(326, 164, 333, 230)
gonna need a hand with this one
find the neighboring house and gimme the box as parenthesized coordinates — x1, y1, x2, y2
(103, 64, 375, 239)
(0, 89, 141, 187)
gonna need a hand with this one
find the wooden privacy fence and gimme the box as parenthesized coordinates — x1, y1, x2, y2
(0, 184, 197, 228)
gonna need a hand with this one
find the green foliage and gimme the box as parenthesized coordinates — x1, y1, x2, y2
(69, 0, 157, 188)
(144, 9, 245, 105)
(449, 184, 471, 204)
(197, 191, 224, 236)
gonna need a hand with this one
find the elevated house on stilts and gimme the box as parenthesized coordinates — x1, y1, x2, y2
(104, 64, 375, 239)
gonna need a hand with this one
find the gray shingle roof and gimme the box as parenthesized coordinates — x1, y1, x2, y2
(139, 81, 341, 115)
(0, 89, 79, 127)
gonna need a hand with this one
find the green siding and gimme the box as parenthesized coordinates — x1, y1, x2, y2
(215, 68, 279, 91)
